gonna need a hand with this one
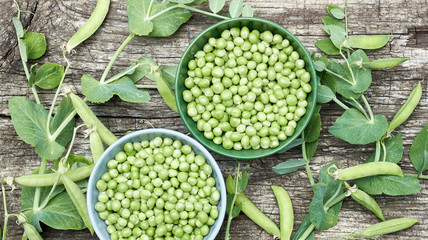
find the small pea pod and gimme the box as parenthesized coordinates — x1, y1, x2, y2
(387, 82, 422, 135)
(345, 182, 384, 221)
(69, 93, 117, 145)
(361, 58, 409, 69)
(345, 218, 418, 239)
(15, 164, 94, 187)
(62, 175, 94, 235)
(226, 176, 281, 238)
(335, 162, 403, 181)
(89, 129, 104, 163)
(271, 185, 294, 240)
(153, 70, 178, 113)
(65, 0, 110, 53)
(17, 214, 43, 240)
(344, 35, 391, 49)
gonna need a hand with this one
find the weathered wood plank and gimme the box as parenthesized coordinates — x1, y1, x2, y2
(1, 0, 428, 239)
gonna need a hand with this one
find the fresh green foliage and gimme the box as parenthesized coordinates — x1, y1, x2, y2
(22, 33, 47, 60)
(304, 113, 321, 142)
(123, 57, 158, 82)
(229, 0, 243, 18)
(410, 123, 428, 175)
(366, 133, 403, 163)
(321, 16, 344, 29)
(355, 175, 421, 196)
(273, 159, 307, 174)
(348, 50, 372, 93)
(28, 64, 37, 88)
(209, 0, 225, 13)
(305, 140, 319, 160)
(325, 61, 360, 99)
(292, 216, 315, 240)
(327, 5, 345, 19)
(314, 60, 326, 72)
(12, 17, 24, 37)
(242, 5, 254, 17)
(323, 25, 346, 49)
(315, 39, 340, 55)
(329, 108, 388, 145)
(34, 63, 64, 89)
(317, 84, 335, 103)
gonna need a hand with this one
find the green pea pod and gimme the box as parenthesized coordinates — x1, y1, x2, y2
(15, 164, 94, 187)
(89, 130, 104, 163)
(361, 58, 409, 69)
(348, 218, 418, 238)
(271, 185, 294, 240)
(153, 70, 178, 113)
(70, 93, 118, 145)
(17, 214, 43, 240)
(226, 176, 281, 238)
(336, 162, 403, 181)
(387, 82, 422, 135)
(345, 35, 391, 49)
(65, 0, 110, 52)
(345, 183, 384, 221)
(62, 175, 94, 235)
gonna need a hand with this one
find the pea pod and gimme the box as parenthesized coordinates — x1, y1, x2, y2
(361, 58, 409, 69)
(335, 162, 403, 181)
(345, 182, 384, 221)
(65, 0, 110, 52)
(387, 82, 422, 135)
(62, 175, 94, 234)
(89, 130, 104, 163)
(15, 164, 94, 187)
(17, 214, 43, 240)
(69, 93, 117, 145)
(346, 218, 418, 238)
(271, 185, 294, 240)
(344, 35, 391, 49)
(226, 176, 280, 238)
(153, 70, 178, 113)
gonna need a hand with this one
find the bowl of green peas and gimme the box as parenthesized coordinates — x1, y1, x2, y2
(175, 17, 318, 159)
(87, 128, 227, 240)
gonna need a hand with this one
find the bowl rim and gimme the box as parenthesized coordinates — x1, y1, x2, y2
(87, 128, 227, 240)
(175, 17, 318, 160)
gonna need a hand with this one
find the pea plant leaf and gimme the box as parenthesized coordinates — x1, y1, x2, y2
(309, 183, 342, 230)
(348, 50, 372, 93)
(12, 17, 24, 38)
(366, 132, 403, 163)
(9, 97, 71, 160)
(277, 138, 304, 154)
(273, 159, 307, 175)
(321, 16, 345, 29)
(409, 123, 428, 175)
(304, 113, 321, 142)
(305, 140, 319, 160)
(327, 5, 345, 19)
(355, 175, 421, 196)
(154, 69, 178, 112)
(242, 5, 254, 17)
(34, 63, 64, 89)
(317, 84, 335, 103)
(229, 0, 243, 18)
(169, 0, 195, 3)
(50, 96, 76, 147)
(28, 64, 37, 88)
(18, 38, 28, 63)
(322, 25, 346, 49)
(320, 72, 336, 94)
(22, 32, 47, 60)
(292, 216, 315, 240)
(329, 108, 388, 145)
(315, 39, 340, 55)
(239, 169, 248, 192)
(326, 60, 361, 100)
(81, 74, 150, 103)
(209, 0, 225, 13)
(109, 57, 157, 83)
(160, 66, 177, 90)
(314, 61, 326, 72)
(127, 0, 154, 36)
(226, 194, 241, 217)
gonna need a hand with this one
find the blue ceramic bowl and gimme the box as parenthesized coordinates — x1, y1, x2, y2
(87, 128, 227, 240)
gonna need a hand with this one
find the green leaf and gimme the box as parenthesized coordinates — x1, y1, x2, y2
(366, 132, 403, 163)
(345, 35, 391, 50)
(315, 39, 340, 55)
(314, 61, 326, 72)
(209, 0, 225, 13)
(320, 73, 336, 94)
(67, 154, 91, 166)
(309, 184, 342, 230)
(18, 38, 28, 63)
(22, 32, 47, 60)
(229, 0, 243, 18)
(149, 2, 192, 37)
(12, 17, 24, 38)
(129, 57, 158, 82)
(160, 66, 177, 91)
(226, 193, 241, 217)
(81, 74, 150, 103)
(317, 85, 335, 103)
(292, 216, 315, 240)
(277, 138, 303, 153)
(304, 113, 321, 142)
(327, 5, 345, 19)
(355, 175, 421, 196)
(321, 16, 345, 29)
(272, 159, 306, 175)
(239, 169, 248, 192)
(154, 70, 178, 112)
(329, 108, 388, 145)
(9, 97, 66, 160)
(322, 25, 346, 49)
(305, 140, 319, 160)
(127, 0, 154, 36)
(326, 60, 361, 99)
(242, 5, 254, 17)
(410, 123, 428, 175)
(34, 63, 64, 89)
(50, 96, 75, 147)
(28, 64, 37, 88)
(348, 50, 372, 93)
(361, 58, 409, 69)
(231, 203, 242, 218)
(169, 0, 195, 3)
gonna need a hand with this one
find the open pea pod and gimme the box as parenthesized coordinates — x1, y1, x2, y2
(153, 69, 178, 113)
(344, 35, 391, 49)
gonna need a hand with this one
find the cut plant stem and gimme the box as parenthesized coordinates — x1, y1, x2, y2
(136, 84, 158, 89)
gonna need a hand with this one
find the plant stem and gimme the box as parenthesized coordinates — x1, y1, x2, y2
(147, 5, 180, 21)
(146, 0, 154, 18)
(32, 158, 47, 211)
(381, 141, 387, 162)
(136, 84, 158, 89)
(37, 173, 61, 211)
(1, 180, 8, 240)
(51, 110, 77, 141)
(225, 163, 241, 240)
(64, 124, 86, 161)
(323, 184, 342, 210)
(105, 64, 140, 84)
(350, 97, 369, 119)
(324, 68, 354, 85)
(100, 33, 136, 83)
(339, 48, 356, 85)
(361, 94, 374, 122)
(47, 51, 71, 139)
(332, 96, 350, 110)
(344, 0, 348, 39)
(301, 138, 315, 188)
(179, 5, 230, 20)
(374, 140, 381, 162)
(325, 192, 348, 209)
(298, 224, 315, 240)
(406, 173, 428, 180)
(30, 87, 41, 105)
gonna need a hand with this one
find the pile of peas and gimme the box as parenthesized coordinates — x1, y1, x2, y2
(95, 137, 221, 240)
(182, 26, 312, 150)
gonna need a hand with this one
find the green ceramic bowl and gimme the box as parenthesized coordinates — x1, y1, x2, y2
(175, 17, 317, 160)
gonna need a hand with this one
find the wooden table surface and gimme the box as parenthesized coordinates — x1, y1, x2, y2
(1, 0, 428, 239)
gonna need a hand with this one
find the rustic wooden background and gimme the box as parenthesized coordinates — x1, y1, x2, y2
(1, 0, 428, 239)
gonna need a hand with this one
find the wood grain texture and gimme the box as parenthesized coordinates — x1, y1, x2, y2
(1, 0, 428, 239)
